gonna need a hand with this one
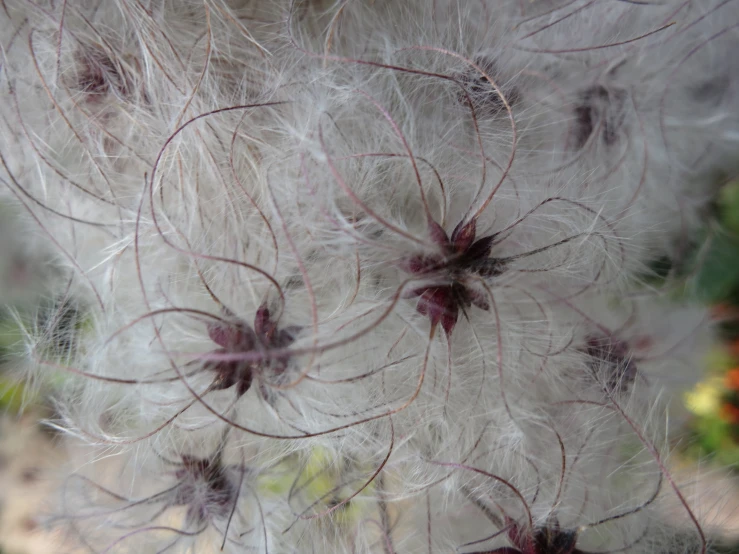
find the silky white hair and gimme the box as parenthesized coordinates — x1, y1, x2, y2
(1, 0, 738, 552)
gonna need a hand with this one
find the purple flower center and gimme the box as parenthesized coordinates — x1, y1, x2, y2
(206, 305, 300, 396)
(402, 219, 503, 335)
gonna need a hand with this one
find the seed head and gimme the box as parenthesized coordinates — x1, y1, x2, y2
(402, 219, 503, 335)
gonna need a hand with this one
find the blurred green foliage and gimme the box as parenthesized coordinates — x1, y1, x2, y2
(687, 181, 739, 305)
(678, 180, 739, 470)
(720, 181, 739, 236)
(685, 411, 739, 469)
(0, 310, 28, 413)
(0, 299, 85, 414)
(689, 230, 739, 305)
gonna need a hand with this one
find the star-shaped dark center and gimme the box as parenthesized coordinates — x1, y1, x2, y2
(468, 518, 584, 554)
(206, 305, 300, 396)
(402, 219, 504, 336)
(584, 334, 637, 395)
(173, 455, 236, 526)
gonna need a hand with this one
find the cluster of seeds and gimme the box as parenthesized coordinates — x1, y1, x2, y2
(1, 1, 738, 552)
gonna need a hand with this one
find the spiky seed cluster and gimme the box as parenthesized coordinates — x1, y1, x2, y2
(0, 0, 737, 553)
(172, 454, 238, 527)
(403, 219, 500, 335)
(206, 305, 300, 397)
(500, 516, 580, 554)
(584, 334, 637, 395)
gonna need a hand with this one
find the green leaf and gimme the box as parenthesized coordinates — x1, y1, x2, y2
(0, 315, 25, 358)
(719, 180, 739, 235)
(0, 377, 32, 413)
(689, 231, 739, 303)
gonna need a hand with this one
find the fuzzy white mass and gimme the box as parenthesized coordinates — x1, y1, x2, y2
(0, 1, 737, 552)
